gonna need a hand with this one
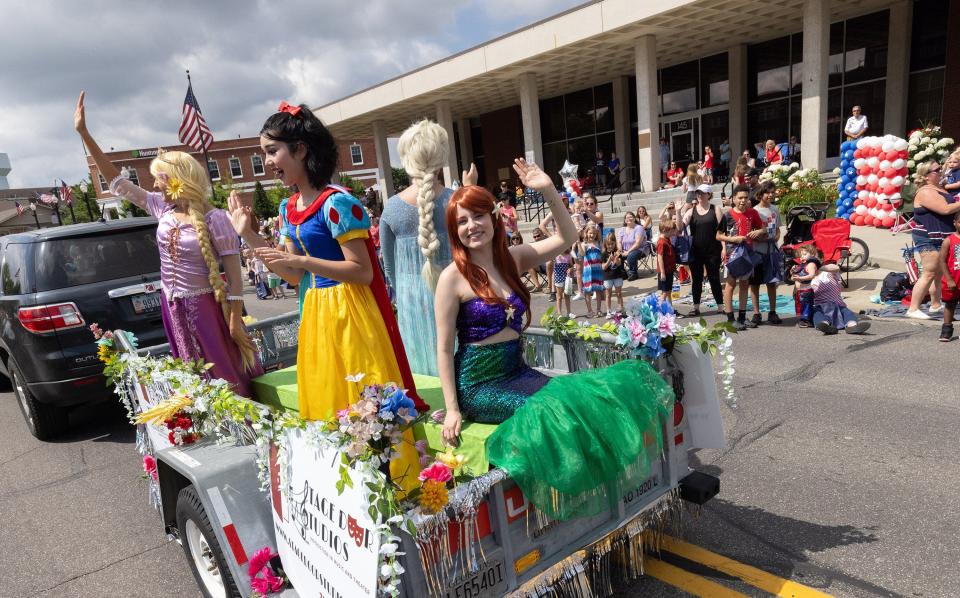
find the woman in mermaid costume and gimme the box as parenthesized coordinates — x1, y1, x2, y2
(434, 160, 674, 520)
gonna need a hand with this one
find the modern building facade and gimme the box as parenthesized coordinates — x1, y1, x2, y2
(317, 0, 958, 195)
(86, 137, 379, 218)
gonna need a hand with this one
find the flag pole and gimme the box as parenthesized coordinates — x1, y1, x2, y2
(185, 70, 218, 197)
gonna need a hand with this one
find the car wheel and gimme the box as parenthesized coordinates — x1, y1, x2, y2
(176, 485, 241, 598)
(10, 361, 68, 440)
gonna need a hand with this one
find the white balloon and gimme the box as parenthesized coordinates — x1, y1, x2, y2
(891, 176, 904, 187)
(867, 157, 880, 169)
(857, 175, 868, 186)
(858, 190, 869, 200)
(853, 158, 865, 170)
(856, 138, 867, 150)
(894, 139, 909, 151)
(881, 141, 894, 153)
(855, 204, 867, 215)
(890, 192, 902, 201)
(892, 158, 905, 169)
(878, 177, 890, 187)
(879, 160, 891, 171)
(877, 193, 888, 202)
(867, 174, 879, 185)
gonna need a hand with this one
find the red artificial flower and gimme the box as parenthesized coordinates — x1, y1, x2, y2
(143, 455, 158, 481)
(168, 431, 176, 444)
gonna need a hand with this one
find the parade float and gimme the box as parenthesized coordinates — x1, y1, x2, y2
(98, 295, 732, 598)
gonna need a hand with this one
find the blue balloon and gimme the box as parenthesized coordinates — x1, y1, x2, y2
(840, 159, 850, 169)
(846, 167, 857, 178)
(844, 150, 855, 160)
(845, 182, 855, 192)
(844, 198, 853, 207)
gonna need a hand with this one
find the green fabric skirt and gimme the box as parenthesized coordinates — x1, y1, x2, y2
(485, 359, 674, 521)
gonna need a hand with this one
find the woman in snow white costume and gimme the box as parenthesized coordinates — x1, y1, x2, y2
(434, 159, 674, 520)
(228, 102, 425, 492)
(74, 92, 262, 396)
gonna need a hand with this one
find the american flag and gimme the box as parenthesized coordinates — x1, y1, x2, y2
(14, 202, 23, 216)
(59, 180, 74, 205)
(178, 83, 214, 152)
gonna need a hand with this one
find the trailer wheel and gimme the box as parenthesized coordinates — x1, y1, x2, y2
(176, 485, 241, 598)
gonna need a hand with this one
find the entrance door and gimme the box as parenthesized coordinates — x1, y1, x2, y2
(670, 128, 695, 173)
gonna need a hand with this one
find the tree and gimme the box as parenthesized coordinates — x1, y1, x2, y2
(338, 173, 366, 197)
(120, 200, 149, 218)
(265, 183, 291, 211)
(392, 167, 410, 192)
(253, 182, 274, 219)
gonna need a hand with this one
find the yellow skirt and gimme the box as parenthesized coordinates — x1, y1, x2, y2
(298, 283, 420, 494)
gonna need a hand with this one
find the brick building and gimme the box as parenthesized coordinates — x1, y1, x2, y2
(87, 136, 380, 219)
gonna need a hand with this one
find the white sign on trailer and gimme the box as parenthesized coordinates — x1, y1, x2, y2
(270, 427, 381, 598)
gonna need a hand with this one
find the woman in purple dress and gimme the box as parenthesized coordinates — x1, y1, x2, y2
(74, 92, 261, 395)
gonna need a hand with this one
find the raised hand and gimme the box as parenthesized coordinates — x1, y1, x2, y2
(512, 158, 553, 191)
(462, 163, 478, 186)
(227, 191, 254, 236)
(74, 91, 87, 134)
(230, 189, 253, 212)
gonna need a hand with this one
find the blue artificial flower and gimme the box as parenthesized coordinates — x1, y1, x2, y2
(616, 325, 631, 347)
(643, 331, 664, 358)
(658, 298, 674, 316)
(379, 388, 418, 419)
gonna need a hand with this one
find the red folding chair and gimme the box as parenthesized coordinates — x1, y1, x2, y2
(810, 218, 853, 288)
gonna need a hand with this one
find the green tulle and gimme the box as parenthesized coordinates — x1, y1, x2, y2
(485, 359, 675, 521)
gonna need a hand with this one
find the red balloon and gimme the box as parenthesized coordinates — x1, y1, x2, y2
(852, 215, 863, 226)
(854, 149, 863, 159)
(882, 185, 895, 195)
(881, 217, 895, 228)
(854, 199, 863, 207)
(859, 167, 870, 176)
(885, 151, 899, 161)
(867, 197, 877, 208)
(898, 150, 908, 159)
(899, 168, 909, 177)
(884, 168, 897, 179)
(892, 199, 903, 209)
(866, 216, 876, 226)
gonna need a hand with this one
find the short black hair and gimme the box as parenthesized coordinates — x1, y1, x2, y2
(260, 104, 338, 190)
(732, 185, 751, 196)
(747, 168, 763, 177)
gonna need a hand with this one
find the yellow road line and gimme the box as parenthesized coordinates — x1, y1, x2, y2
(645, 557, 750, 598)
(659, 535, 835, 598)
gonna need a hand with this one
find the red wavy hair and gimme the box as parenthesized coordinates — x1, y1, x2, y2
(446, 186, 531, 329)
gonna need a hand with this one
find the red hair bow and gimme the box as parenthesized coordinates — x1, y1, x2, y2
(278, 101, 302, 117)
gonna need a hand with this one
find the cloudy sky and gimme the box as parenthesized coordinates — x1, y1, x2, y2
(0, 0, 583, 188)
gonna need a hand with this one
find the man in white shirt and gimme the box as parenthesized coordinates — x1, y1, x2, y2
(844, 106, 868, 141)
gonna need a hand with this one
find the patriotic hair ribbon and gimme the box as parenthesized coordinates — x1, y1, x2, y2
(278, 101, 302, 118)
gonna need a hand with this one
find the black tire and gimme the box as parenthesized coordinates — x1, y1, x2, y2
(176, 485, 242, 598)
(841, 237, 870, 272)
(10, 360, 68, 440)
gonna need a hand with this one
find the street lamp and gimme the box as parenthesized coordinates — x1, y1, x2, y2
(28, 201, 39, 229)
(79, 180, 95, 221)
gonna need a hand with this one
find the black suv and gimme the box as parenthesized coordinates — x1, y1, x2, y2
(0, 218, 168, 439)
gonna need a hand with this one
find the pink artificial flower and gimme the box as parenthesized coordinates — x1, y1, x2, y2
(250, 570, 284, 595)
(142, 455, 158, 480)
(657, 313, 677, 336)
(336, 407, 350, 421)
(89, 323, 103, 339)
(248, 547, 275, 577)
(628, 320, 647, 346)
(431, 409, 445, 424)
(414, 439, 428, 456)
(419, 454, 431, 467)
(418, 461, 453, 484)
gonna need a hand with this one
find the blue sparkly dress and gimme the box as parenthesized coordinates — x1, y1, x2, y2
(453, 294, 675, 521)
(380, 189, 454, 376)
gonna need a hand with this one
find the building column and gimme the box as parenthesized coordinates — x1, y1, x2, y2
(372, 120, 395, 199)
(435, 101, 459, 185)
(728, 44, 748, 158)
(884, 0, 912, 136)
(457, 118, 474, 173)
(800, 0, 829, 171)
(517, 73, 544, 166)
(612, 76, 633, 186)
(634, 35, 659, 191)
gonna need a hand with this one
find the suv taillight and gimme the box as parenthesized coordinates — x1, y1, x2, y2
(18, 303, 86, 334)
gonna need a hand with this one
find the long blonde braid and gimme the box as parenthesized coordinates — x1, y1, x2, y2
(398, 119, 449, 291)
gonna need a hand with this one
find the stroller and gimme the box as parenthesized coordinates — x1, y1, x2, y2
(781, 216, 869, 288)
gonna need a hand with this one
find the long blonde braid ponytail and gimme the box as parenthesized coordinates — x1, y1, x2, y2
(397, 119, 449, 291)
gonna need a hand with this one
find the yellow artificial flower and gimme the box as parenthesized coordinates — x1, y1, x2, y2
(419, 480, 449, 514)
(97, 343, 113, 363)
(165, 177, 184, 200)
(135, 394, 194, 426)
(436, 448, 467, 471)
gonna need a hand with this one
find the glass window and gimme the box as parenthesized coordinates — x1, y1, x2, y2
(747, 99, 790, 152)
(661, 60, 699, 114)
(229, 157, 243, 178)
(34, 229, 160, 291)
(542, 141, 567, 186)
(842, 10, 889, 85)
(827, 87, 844, 158)
(98, 173, 108, 192)
(539, 95, 565, 143)
(700, 53, 729, 107)
(470, 121, 484, 159)
(910, 0, 948, 71)
(829, 22, 845, 88)
(749, 36, 791, 101)
(564, 89, 594, 139)
(595, 132, 615, 164)
(701, 111, 729, 173)
(790, 34, 804, 95)
(252, 155, 265, 176)
(125, 168, 139, 186)
(906, 69, 945, 131)
(208, 159, 220, 181)
(349, 144, 363, 165)
(2, 243, 31, 295)
(593, 84, 614, 133)
(789, 96, 802, 145)
(566, 137, 597, 177)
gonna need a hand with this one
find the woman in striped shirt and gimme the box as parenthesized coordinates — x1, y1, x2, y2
(811, 264, 869, 335)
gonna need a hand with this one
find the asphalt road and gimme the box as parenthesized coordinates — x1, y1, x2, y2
(1, 287, 957, 597)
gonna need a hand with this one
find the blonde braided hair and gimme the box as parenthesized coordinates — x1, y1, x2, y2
(397, 119, 449, 291)
(149, 151, 256, 371)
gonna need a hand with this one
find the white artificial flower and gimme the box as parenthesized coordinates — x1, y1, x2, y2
(907, 160, 915, 169)
(921, 137, 931, 144)
(942, 137, 955, 146)
(833, 167, 842, 175)
(791, 182, 800, 190)
(790, 163, 799, 170)
(380, 543, 398, 555)
(381, 564, 395, 578)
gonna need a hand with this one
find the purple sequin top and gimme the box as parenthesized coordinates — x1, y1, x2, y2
(457, 293, 526, 344)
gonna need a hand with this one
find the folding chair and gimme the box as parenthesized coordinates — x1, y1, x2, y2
(522, 267, 549, 292)
(635, 240, 657, 274)
(809, 218, 854, 288)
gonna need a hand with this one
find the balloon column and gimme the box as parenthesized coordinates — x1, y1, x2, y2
(558, 160, 582, 200)
(835, 135, 909, 229)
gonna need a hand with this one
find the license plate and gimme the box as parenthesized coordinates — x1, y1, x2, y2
(131, 292, 161, 314)
(445, 558, 507, 598)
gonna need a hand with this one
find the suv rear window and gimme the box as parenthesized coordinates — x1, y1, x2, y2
(34, 228, 160, 291)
